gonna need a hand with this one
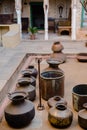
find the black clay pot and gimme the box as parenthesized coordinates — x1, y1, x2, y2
(17, 76, 36, 87)
(21, 65, 38, 78)
(48, 104, 73, 128)
(4, 91, 35, 128)
(27, 65, 38, 78)
(78, 103, 87, 129)
(16, 83, 36, 101)
(47, 96, 67, 108)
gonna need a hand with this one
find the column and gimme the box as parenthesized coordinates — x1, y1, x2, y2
(43, 0, 49, 40)
(15, 0, 22, 34)
(71, 0, 77, 40)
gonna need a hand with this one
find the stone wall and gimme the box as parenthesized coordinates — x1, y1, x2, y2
(48, 0, 71, 19)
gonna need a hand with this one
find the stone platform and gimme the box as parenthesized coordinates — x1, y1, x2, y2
(0, 54, 87, 130)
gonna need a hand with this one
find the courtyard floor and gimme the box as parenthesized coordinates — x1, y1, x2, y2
(0, 36, 87, 130)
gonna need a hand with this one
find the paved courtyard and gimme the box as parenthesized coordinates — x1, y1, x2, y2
(0, 36, 87, 130)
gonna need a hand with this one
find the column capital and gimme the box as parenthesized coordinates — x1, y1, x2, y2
(15, 0, 22, 10)
(72, 0, 77, 9)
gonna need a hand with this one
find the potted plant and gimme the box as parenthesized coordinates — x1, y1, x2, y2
(28, 26, 38, 40)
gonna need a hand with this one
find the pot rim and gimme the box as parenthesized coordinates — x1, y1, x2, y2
(40, 70, 64, 80)
(8, 91, 28, 101)
(46, 58, 63, 65)
(72, 84, 87, 97)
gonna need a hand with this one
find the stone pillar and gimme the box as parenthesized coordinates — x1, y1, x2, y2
(71, 0, 77, 40)
(15, 0, 22, 34)
(43, 0, 49, 40)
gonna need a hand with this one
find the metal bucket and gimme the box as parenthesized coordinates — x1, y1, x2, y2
(40, 70, 64, 100)
(72, 84, 87, 111)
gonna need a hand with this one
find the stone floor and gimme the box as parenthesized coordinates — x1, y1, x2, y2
(22, 32, 72, 41)
(0, 33, 87, 129)
(0, 55, 87, 130)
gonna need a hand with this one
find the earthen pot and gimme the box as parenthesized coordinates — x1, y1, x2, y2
(47, 96, 67, 107)
(16, 83, 36, 101)
(21, 65, 38, 78)
(51, 41, 64, 52)
(45, 58, 63, 72)
(4, 91, 35, 128)
(17, 76, 36, 87)
(76, 53, 87, 62)
(27, 65, 38, 78)
(50, 52, 67, 63)
(48, 104, 73, 128)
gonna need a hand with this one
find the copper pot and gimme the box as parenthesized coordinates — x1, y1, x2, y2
(51, 41, 64, 52)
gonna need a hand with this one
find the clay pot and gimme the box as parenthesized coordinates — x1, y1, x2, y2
(50, 52, 66, 63)
(17, 77, 36, 87)
(16, 83, 36, 101)
(30, 34, 36, 40)
(47, 96, 67, 108)
(76, 53, 87, 62)
(72, 84, 87, 111)
(4, 91, 35, 128)
(45, 58, 63, 72)
(48, 104, 73, 128)
(21, 65, 38, 78)
(40, 70, 64, 100)
(51, 41, 64, 52)
(78, 103, 87, 129)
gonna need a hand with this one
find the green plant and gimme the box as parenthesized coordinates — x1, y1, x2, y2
(28, 27, 38, 34)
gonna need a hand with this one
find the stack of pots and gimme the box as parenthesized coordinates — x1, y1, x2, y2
(50, 41, 66, 63)
(4, 65, 38, 128)
(40, 57, 64, 101)
(16, 65, 38, 101)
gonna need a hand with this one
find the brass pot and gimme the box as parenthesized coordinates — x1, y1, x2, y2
(47, 96, 67, 108)
(48, 104, 73, 128)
